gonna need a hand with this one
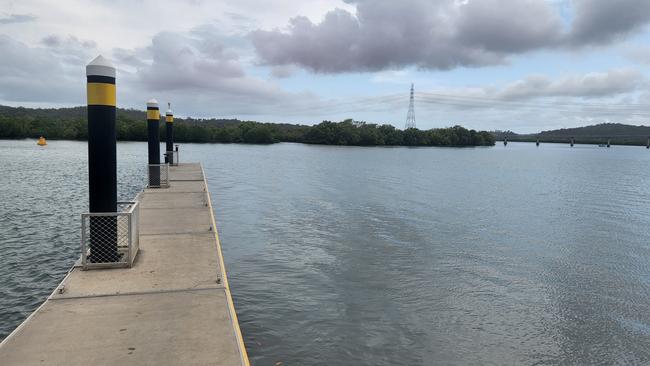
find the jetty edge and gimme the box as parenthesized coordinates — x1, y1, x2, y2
(0, 163, 250, 365)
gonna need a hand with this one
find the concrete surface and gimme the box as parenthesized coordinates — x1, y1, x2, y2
(0, 163, 249, 366)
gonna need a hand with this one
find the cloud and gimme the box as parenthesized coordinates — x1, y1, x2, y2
(0, 27, 311, 117)
(100, 27, 324, 118)
(41, 35, 96, 50)
(494, 69, 646, 100)
(137, 32, 245, 90)
(0, 35, 85, 103)
(406, 69, 646, 114)
(453, 0, 563, 53)
(568, 0, 650, 45)
(131, 30, 293, 106)
(0, 13, 36, 25)
(625, 45, 650, 65)
(270, 65, 296, 78)
(251, 0, 650, 73)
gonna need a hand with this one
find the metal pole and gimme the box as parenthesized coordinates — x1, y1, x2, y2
(165, 103, 174, 164)
(86, 55, 119, 262)
(147, 99, 161, 187)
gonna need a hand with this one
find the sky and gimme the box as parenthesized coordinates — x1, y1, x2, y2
(1, 0, 650, 133)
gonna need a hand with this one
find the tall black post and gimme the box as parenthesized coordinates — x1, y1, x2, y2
(147, 99, 160, 187)
(86, 55, 119, 262)
(165, 103, 174, 164)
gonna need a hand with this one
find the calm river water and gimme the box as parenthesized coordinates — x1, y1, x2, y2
(1, 139, 650, 365)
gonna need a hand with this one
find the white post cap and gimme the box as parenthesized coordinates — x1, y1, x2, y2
(146, 99, 159, 108)
(86, 55, 116, 78)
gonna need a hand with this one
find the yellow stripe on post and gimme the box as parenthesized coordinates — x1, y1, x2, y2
(87, 83, 116, 106)
(166, 115, 173, 123)
(147, 109, 160, 120)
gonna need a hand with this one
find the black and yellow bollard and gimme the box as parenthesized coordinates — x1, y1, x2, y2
(165, 103, 174, 165)
(86, 55, 119, 262)
(147, 99, 161, 187)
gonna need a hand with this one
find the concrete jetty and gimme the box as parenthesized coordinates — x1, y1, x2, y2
(0, 163, 249, 365)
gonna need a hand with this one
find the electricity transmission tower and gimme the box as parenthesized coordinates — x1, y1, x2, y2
(405, 83, 416, 129)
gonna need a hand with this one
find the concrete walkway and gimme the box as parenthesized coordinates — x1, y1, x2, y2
(0, 163, 249, 365)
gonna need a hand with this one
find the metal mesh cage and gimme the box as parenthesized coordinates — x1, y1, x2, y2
(81, 201, 140, 269)
(147, 163, 170, 188)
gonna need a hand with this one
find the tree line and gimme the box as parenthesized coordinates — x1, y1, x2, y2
(0, 106, 494, 147)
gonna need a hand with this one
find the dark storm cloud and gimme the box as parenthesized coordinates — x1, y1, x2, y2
(0, 14, 36, 25)
(251, 0, 650, 73)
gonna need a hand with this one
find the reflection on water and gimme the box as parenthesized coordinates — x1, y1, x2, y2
(2, 140, 650, 365)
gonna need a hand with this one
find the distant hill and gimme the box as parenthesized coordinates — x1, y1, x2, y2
(493, 123, 650, 146)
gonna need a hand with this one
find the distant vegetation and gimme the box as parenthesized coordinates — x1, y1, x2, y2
(493, 123, 650, 146)
(0, 105, 494, 147)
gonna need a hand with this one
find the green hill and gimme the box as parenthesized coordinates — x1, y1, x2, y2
(494, 123, 650, 146)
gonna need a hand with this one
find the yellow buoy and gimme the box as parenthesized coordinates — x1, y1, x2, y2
(37, 136, 47, 146)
